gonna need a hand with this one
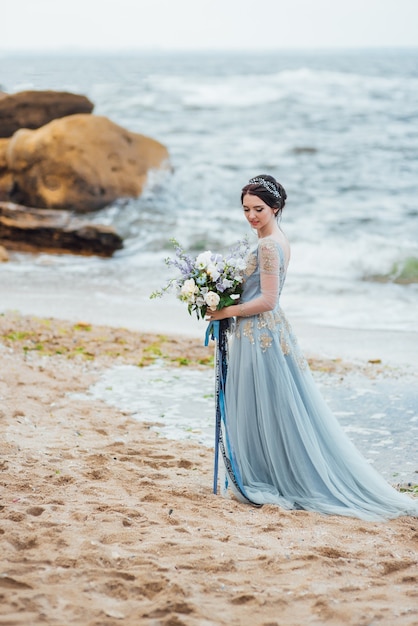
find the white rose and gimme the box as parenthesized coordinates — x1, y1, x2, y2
(195, 251, 213, 270)
(181, 278, 197, 294)
(230, 294, 240, 300)
(180, 278, 198, 302)
(204, 291, 220, 311)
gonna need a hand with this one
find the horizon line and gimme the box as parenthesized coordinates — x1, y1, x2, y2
(1, 45, 417, 56)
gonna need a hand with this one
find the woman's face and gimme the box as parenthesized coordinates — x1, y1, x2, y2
(242, 193, 276, 234)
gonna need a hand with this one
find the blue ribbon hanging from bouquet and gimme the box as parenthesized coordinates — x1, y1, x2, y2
(204, 320, 260, 505)
(204, 320, 223, 494)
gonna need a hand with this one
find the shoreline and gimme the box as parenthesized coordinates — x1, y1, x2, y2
(1, 308, 413, 377)
(0, 310, 417, 625)
(2, 284, 418, 371)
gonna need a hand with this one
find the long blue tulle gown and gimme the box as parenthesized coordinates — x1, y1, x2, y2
(220, 237, 418, 521)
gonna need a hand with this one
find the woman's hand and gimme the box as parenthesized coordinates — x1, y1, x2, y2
(205, 305, 236, 321)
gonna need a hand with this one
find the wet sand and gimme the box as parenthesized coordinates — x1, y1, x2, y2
(1, 311, 418, 626)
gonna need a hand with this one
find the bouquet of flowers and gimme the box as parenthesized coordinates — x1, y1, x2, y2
(150, 238, 250, 320)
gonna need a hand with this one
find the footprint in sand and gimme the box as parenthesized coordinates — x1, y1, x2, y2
(9, 533, 38, 550)
(0, 575, 32, 590)
(230, 594, 257, 605)
(144, 599, 194, 618)
(7, 511, 25, 522)
(84, 468, 111, 480)
(381, 559, 417, 575)
(26, 506, 45, 517)
(315, 546, 350, 560)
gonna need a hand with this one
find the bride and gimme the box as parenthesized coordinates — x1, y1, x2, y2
(206, 174, 418, 521)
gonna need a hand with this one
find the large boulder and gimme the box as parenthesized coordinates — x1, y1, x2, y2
(0, 90, 94, 138)
(0, 201, 123, 257)
(6, 114, 170, 212)
(0, 138, 13, 200)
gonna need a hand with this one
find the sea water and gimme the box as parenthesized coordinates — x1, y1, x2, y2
(1, 49, 417, 331)
(85, 361, 418, 485)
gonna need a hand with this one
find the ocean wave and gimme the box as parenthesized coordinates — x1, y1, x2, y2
(142, 66, 418, 111)
(365, 257, 418, 284)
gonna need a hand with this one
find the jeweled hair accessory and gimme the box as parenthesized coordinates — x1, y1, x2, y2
(248, 177, 281, 199)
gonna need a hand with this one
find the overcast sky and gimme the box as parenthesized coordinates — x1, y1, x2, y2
(2, 0, 417, 52)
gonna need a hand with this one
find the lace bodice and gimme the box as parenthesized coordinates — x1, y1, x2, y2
(239, 238, 287, 316)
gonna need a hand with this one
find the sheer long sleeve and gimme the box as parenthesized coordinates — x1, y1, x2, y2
(239, 239, 280, 317)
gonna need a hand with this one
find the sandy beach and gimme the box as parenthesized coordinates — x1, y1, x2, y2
(0, 310, 417, 626)
(2, 40, 418, 625)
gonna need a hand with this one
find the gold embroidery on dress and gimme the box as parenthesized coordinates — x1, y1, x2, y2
(257, 312, 276, 331)
(242, 319, 254, 344)
(234, 243, 308, 368)
(276, 310, 308, 369)
(257, 314, 267, 329)
(280, 330, 291, 355)
(259, 239, 278, 274)
(244, 252, 257, 277)
(259, 333, 272, 352)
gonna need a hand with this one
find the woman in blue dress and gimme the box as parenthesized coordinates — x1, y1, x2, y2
(206, 174, 418, 521)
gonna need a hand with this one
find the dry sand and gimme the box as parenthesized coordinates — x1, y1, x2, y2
(1, 312, 417, 626)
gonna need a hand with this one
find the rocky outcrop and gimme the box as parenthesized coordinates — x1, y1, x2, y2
(0, 244, 9, 262)
(0, 138, 13, 200)
(0, 90, 94, 138)
(0, 202, 123, 257)
(0, 90, 170, 256)
(5, 114, 169, 212)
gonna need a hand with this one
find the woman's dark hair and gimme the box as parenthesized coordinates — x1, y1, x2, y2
(241, 174, 287, 217)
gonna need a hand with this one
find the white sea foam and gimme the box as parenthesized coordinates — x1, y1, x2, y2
(144, 67, 418, 111)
